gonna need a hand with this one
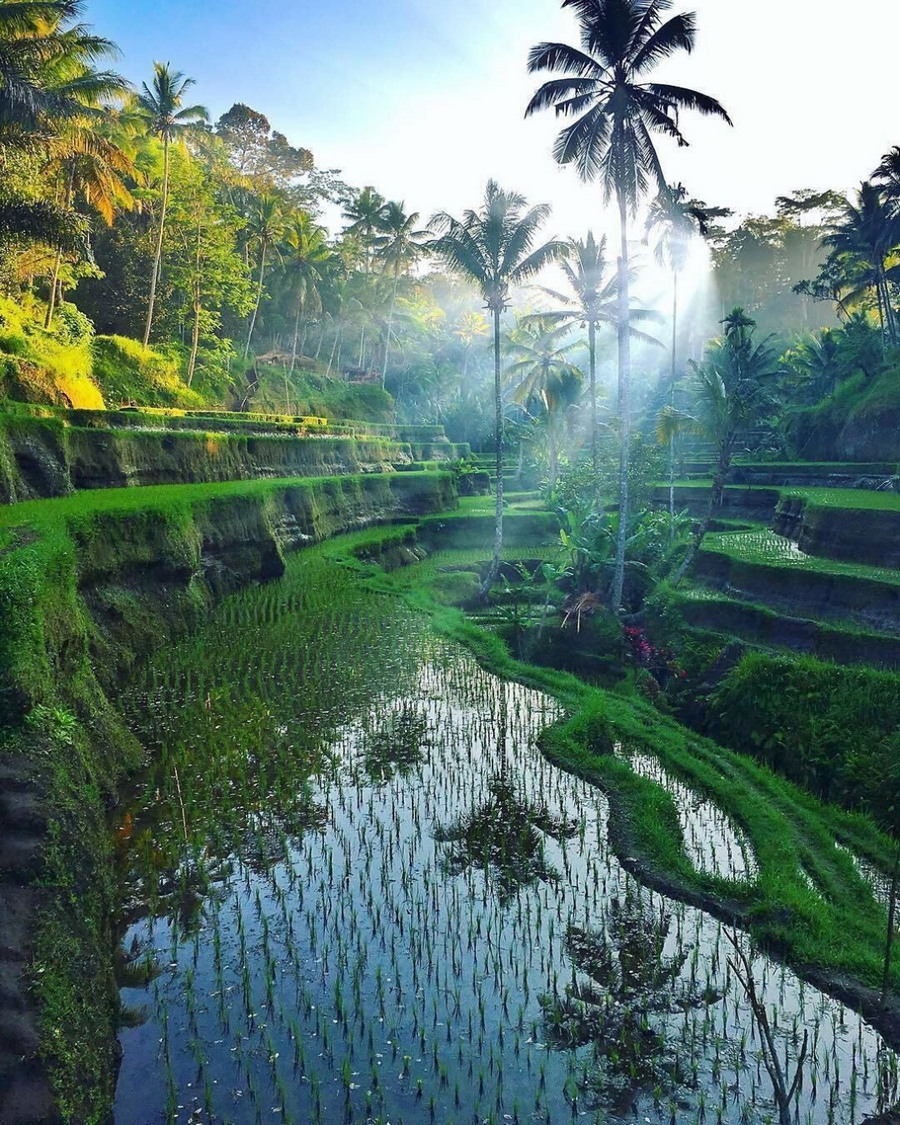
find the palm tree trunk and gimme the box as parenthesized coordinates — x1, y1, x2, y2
(480, 306, 504, 597)
(610, 189, 632, 611)
(671, 268, 679, 385)
(188, 298, 201, 387)
(143, 136, 171, 349)
(588, 319, 598, 490)
(382, 276, 399, 390)
(669, 433, 676, 539)
(290, 297, 304, 375)
(327, 326, 341, 377)
(548, 412, 559, 491)
(44, 247, 63, 329)
(245, 241, 268, 359)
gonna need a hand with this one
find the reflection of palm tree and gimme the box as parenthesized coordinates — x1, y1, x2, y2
(435, 776, 576, 906)
(542, 895, 715, 1112)
(527, 0, 731, 609)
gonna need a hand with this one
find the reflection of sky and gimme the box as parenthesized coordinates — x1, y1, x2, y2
(115, 643, 898, 1123)
(85, 0, 897, 231)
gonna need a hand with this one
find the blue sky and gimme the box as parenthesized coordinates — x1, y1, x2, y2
(85, 0, 900, 237)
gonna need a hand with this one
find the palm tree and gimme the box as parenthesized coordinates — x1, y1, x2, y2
(281, 212, 338, 378)
(672, 308, 777, 583)
(655, 402, 694, 536)
(505, 317, 583, 490)
(874, 147, 900, 216)
(243, 192, 283, 359)
(134, 62, 207, 348)
(820, 182, 900, 347)
(43, 120, 138, 326)
(0, 2, 130, 254)
(372, 200, 430, 387)
(341, 185, 386, 273)
(431, 181, 563, 592)
(645, 182, 731, 389)
(0, 0, 125, 138)
(528, 231, 659, 483)
(526, 0, 731, 610)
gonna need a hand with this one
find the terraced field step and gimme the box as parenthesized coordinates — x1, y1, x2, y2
(671, 585, 900, 670)
(695, 528, 900, 634)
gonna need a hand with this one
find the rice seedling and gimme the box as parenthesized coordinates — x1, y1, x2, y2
(111, 542, 900, 1123)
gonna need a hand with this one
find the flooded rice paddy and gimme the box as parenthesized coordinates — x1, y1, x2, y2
(113, 550, 899, 1123)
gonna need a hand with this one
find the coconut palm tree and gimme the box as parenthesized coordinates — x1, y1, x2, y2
(645, 182, 731, 388)
(820, 182, 900, 348)
(243, 192, 283, 358)
(672, 309, 777, 583)
(372, 201, 431, 386)
(43, 119, 138, 326)
(431, 181, 563, 592)
(134, 62, 207, 348)
(528, 231, 659, 483)
(874, 147, 900, 216)
(526, 0, 731, 610)
(0, 0, 125, 138)
(281, 211, 338, 377)
(504, 317, 583, 490)
(341, 185, 386, 273)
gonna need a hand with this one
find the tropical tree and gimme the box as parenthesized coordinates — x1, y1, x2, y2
(672, 308, 778, 582)
(645, 182, 730, 387)
(526, 0, 731, 610)
(529, 231, 658, 482)
(42, 119, 137, 326)
(431, 180, 563, 591)
(0, 2, 130, 255)
(134, 61, 207, 347)
(873, 146, 900, 216)
(243, 192, 283, 358)
(504, 317, 583, 489)
(280, 211, 338, 376)
(0, 0, 124, 138)
(341, 185, 386, 273)
(372, 200, 430, 386)
(655, 402, 694, 535)
(819, 182, 900, 347)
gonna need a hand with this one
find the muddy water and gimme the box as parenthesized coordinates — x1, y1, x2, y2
(112, 553, 898, 1123)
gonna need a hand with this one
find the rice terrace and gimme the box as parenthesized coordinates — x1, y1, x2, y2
(1, 1, 900, 1123)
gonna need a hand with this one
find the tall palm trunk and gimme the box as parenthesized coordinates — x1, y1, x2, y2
(610, 189, 632, 611)
(326, 326, 341, 377)
(45, 247, 64, 328)
(588, 318, 598, 489)
(245, 240, 269, 359)
(382, 275, 399, 390)
(671, 268, 679, 385)
(187, 215, 203, 387)
(290, 296, 304, 375)
(144, 136, 171, 349)
(481, 306, 504, 597)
